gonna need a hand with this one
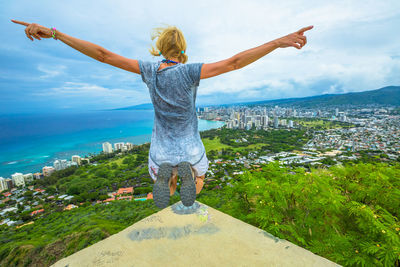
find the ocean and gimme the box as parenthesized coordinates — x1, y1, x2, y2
(0, 110, 224, 178)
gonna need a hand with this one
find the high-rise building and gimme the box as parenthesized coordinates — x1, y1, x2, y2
(335, 108, 339, 116)
(0, 177, 8, 192)
(114, 142, 125, 151)
(262, 115, 269, 126)
(53, 159, 69, 171)
(23, 173, 34, 183)
(246, 121, 252, 130)
(33, 173, 43, 179)
(102, 142, 113, 153)
(42, 166, 55, 177)
(71, 155, 81, 165)
(11, 173, 25, 187)
(274, 117, 279, 128)
(125, 142, 134, 150)
(241, 114, 245, 123)
(245, 116, 252, 124)
(5, 179, 13, 190)
(235, 112, 240, 121)
(289, 120, 294, 128)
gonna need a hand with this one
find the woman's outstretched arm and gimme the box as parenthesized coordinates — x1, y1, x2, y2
(11, 20, 140, 74)
(200, 25, 313, 79)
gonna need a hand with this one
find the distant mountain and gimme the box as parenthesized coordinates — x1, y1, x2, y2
(239, 86, 400, 107)
(110, 86, 400, 111)
(110, 102, 210, 111)
(109, 103, 154, 111)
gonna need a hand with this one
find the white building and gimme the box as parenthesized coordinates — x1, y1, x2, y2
(23, 173, 34, 183)
(114, 142, 125, 151)
(246, 121, 252, 130)
(54, 159, 76, 171)
(102, 142, 113, 153)
(11, 173, 25, 187)
(262, 115, 269, 127)
(5, 179, 13, 190)
(0, 177, 8, 192)
(42, 166, 55, 176)
(0, 207, 18, 216)
(33, 172, 43, 179)
(125, 142, 134, 150)
(274, 117, 279, 128)
(71, 155, 81, 165)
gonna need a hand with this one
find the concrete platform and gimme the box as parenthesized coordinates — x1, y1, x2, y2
(52, 201, 341, 267)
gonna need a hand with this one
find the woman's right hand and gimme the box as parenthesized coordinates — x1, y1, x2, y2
(276, 25, 314, 49)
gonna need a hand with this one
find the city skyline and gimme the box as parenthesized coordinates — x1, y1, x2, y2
(1, 0, 400, 113)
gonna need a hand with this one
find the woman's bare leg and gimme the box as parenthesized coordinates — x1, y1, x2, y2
(195, 174, 205, 194)
(169, 167, 205, 195)
(169, 168, 178, 196)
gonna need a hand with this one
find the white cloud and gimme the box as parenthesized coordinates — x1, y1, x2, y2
(32, 81, 150, 108)
(37, 64, 66, 79)
(2, 0, 400, 109)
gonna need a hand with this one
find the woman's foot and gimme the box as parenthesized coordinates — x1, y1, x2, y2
(178, 162, 196, 207)
(153, 163, 173, 209)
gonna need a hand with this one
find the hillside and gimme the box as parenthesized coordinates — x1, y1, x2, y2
(240, 86, 400, 107)
(1, 128, 399, 266)
(108, 86, 400, 111)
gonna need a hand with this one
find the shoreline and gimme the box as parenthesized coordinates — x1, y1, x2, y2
(0, 118, 225, 178)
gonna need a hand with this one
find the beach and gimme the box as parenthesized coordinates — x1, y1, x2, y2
(0, 110, 224, 177)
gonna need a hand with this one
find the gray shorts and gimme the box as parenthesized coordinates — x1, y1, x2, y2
(148, 154, 209, 181)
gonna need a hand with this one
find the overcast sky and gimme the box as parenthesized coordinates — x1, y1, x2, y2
(1, 0, 399, 113)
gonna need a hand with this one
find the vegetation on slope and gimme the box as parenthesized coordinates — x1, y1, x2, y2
(1, 127, 399, 266)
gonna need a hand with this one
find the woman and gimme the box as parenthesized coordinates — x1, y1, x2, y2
(11, 19, 313, 209)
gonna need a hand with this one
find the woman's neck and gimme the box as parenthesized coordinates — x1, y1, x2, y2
(165, 57, 180, 63)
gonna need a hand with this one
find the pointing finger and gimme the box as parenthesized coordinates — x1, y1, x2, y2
(297, 25, 314, 34)
(11, 19, 30, 26)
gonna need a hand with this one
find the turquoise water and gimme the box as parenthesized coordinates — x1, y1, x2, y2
(0, 110, 224, 177)
(134, 198, 148, 201)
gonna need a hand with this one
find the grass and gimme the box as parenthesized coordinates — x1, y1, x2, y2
(203, 137, 231, 152)
(203, 137, 264, 153)
(107, 155, 137, 167)
(292, 119, 354, 129)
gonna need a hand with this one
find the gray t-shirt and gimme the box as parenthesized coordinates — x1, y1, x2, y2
(139, 60, 205, 167)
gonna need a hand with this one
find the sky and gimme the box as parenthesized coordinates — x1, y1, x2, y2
(1, 0, 400, 114)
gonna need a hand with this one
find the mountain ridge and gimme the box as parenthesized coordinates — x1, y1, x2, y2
(108, 85, 400, 110)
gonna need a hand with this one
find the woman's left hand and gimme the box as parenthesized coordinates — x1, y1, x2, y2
(276, 25, 313, 49)
(11, 19, 53, 41)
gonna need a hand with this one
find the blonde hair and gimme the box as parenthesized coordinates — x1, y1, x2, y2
(149, 25, 188, 64)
